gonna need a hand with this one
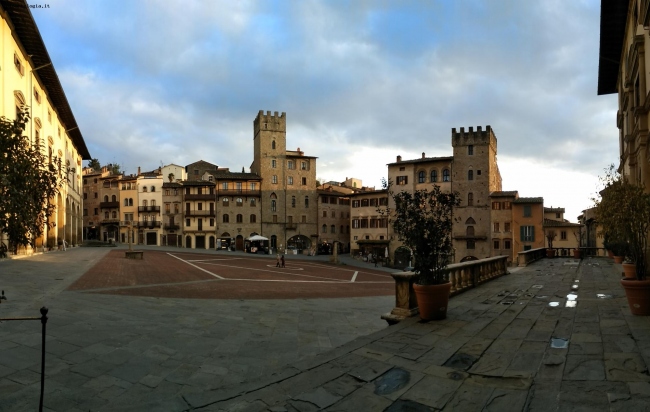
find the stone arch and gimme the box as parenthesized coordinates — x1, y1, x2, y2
(465, 217, 476, 225)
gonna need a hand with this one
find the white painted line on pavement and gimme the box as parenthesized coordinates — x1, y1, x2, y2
(351, 271, 358, 282)
(167, 253, 225, 279)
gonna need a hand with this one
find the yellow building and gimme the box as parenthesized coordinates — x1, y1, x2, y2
(542, 207, 582, 256)
(349, 188, 389, 259)
(119, 175, 138, 244)
(317, 182, 354, 254)
(512, 198, 545, 258)
(0, 0, 91, 252)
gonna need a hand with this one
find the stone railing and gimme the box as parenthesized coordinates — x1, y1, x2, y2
(382, 255, 509, 324)
(517, 247, 546, 267)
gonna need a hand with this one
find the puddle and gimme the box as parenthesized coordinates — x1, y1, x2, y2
(501, 301, 514, 305)
(531, 285, 544, 289)
(447, 371, 465, 381)
(571, 285, 579, 290)
(597, 294, 613, 299)
(443, 353, 477, 370)
(524, 293, 534, 298)
(548, 302, 560, 307)
(535, 295, 549, 299)
(565, 301, 577, 308)
(567, 293, 578, 301)
(574, 280, 580, 283)
(374, 368, 411, 395)
(550, 338, 569, 349)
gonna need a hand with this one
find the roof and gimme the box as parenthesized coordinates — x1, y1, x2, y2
(162, 182, 182, 188)
(0, 0, 91, 159)
(181, 180, 215, 187)
(543, 219, 582, 228)
(513, 197, 544, 204)
(387, 156, 453, 166)
(597, 0, 629, 95)
(544, 207, 565, 212)
(349, 189, 388, 198)
(207, 171, 261, 181)
(490, 191, 518, 198)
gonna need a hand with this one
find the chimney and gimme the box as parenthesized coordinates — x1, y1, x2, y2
(397, 155, 402, 162)
(422, 152, 425, 159)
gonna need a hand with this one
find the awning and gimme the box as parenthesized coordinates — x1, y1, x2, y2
(247, 235, 268, 241)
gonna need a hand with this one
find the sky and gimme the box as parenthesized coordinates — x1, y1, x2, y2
(30, 0, 618, 222)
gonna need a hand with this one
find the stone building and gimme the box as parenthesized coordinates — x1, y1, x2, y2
(98, 173, 122, 242)
(82, 168, 109, 240)
(317, 182, 354, 254)
(349, 188, 390, 259)
(162, 181, 183, 247)
(182, 180, 216, 249)
(250, 111, 318, 253)
(119, 175, 138, 244)
(0, 0, 91, 252)
(489, 191, 517, 264)
(137, 169, 163, 245)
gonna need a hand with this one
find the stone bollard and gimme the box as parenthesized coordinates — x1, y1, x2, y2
(381, 271, 419, 325)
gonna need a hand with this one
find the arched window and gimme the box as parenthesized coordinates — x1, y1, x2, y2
(129, 198, 133, 206)
(271, 200, 277, 212)
(272, 140, 276, 149)
(465, 217, 476, 224)
(103, 195, 108, 202)
(322, 224, 327, 233)
(236, 198, 243, 206)
(418, 171, 426, 183)
(151, 200, 156, 206)
(430, 170, 437, 182)
(222, 197, 229, 206)
(468, 192, 473, 206)
(143, 186, 147, 192)
(111, 195, 116, 202)
(331, 225, 336, 233)
(143, 200, 148, 206)
(443, 169, 450, 182)
(124, 198, 129, 206)
(292, 196, 296, 208)
(112, 211, 117, 218)
(223, 214, 229, 223)
(103, 181, 110, 188)
(468, 169, 473, 181)
(466, 226, 474, 236)
(104, 211, 109, 219)
(236, 214, 243, 223)
(250, 214, 256, 223)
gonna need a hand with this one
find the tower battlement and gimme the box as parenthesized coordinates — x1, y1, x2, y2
(451, 125, 497, 148)
(254, 110, 286, 135)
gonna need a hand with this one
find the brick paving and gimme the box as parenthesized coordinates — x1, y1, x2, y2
(2, 247, 649, 411)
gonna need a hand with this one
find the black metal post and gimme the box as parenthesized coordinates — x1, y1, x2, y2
(39, 307, 48, 412)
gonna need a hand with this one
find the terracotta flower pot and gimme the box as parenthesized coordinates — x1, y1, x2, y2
(573, 249, 582, 259)
(546, 249, 555, 258)
(620, 279, 650, 316)
(613, 256, 624, 264)
(414, 282, 451, 321)
(607, 250, 614, 259)
(622, 263, 637, 280)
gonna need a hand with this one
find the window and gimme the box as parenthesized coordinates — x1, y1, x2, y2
(287, 176, 293, 185)
(236, 198, 243, 207)
(361, 199, 369, 207)
(197, 202, 203, 211)
(83, 209, 88, 216)
(442, 169, 450, 182)
(556, 212, 561, 219)
(302, 177, 307, 185)
(477, 170, 481, 175)
(272, 175, 278, 184)
(430, 170, 437, 182)
(273, 215, 277, 223)
(492, 202, 501, 210)
(186, 219, 190, 227)
(301, 162, 307, 170)
(222, 182, 228, 190)
(523, 205, 531, 217)
(352, 200, 360, 208)
(466, 226, 474, 236)
(352, 219, 360, 228)
(521, 226, 535, 242)
(302, 216, 307, 223)
(208, 175, 213, 182)
(360, 219, 369, 228)
(468, 192, 473, 206)
(250, 198, 256, 207)
(379, 198, 388, 206)
(84, 193, 88, 200)
(236, 214, 243, 223)
(418, 171, 425, 183)
(304, 196, 309, 208)
(194, 169, 199, 176)
(250, 214, 256, 223)
(493, 240, 499, 249)
(94, 208, 98, 215)
(467, 240, 475, 249)
(504, 240, 511, 249)
(222, 197, 229, 206)
(322, 224, 327, 233)
(503, 202, 511, 210)
(94, 193, 98, 198)
(468, 145, 473, 155)
(468, 170, 473, 180)
(210, 219, 215, 226)
(504, 222, 511, 232)
(14, 53, 24, 75)
(322, 211, 327, 217)
(291, 196, 296, 208)
(272, 140, 276, 149)
(250, 183, 256, 191)
(272, 159, 276, 168)
(174, 204, 179, 213)
(494, 222, 499, 232)
(331, 225, 336, 233)
(561, 231, 567, 240)
(271, 200, 277, 212)
(143, 186, 147, 193)
(331, 211, 335, 218)
(396, 176, 408, 185)
(151, 186, 155, 192)
(223, 214, 230, 223)
(165, 204, 170, 213)
(288, 160, 294, 169)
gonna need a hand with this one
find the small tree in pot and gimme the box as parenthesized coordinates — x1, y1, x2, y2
(545, 230, 556, 258)
(392, 185, 460, 320)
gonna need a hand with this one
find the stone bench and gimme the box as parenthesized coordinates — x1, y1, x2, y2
(125, 251, 144, 259)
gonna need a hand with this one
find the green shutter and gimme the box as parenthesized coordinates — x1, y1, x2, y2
(531, 226, 535, 242)
(520, 226, 525, 241)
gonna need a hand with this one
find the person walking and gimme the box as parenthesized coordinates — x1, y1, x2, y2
(276, 254, 281, 267)
(280, 255, 285, 268)
(374, 254, 378, 267)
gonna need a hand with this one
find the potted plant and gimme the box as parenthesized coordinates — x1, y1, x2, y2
(391, 185, 460, 321)
(594, 165, 650, 315)
(545, 230, 556, 258)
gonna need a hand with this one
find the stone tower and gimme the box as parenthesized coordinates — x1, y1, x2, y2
(451, 126, 502, 262)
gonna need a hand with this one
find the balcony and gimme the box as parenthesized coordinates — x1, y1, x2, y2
(217, 189, 261, 197)
(137, 221, 162, 228)
(101, 219, 120, 225)
(120, 220, 136, 227)
(185, 210, 215, 217)
(138, 206, 161, 213)
(184, 194, 215, 201)
(164, 224, 180, 231)
(99, 201, 120, 209)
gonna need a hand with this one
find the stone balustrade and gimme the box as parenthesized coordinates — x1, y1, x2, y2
(382, 255, 509, 324)
(517, 247, 546, 267)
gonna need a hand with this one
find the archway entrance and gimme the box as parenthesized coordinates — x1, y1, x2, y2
(185, 236, 192, 249)
(287, 235, 311, 254)
(235, 235, 244, 251)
